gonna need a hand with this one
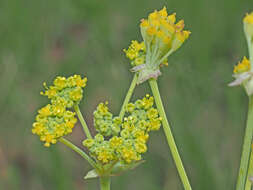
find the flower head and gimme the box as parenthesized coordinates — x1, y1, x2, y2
(83, 95, 161, 166)
(229, 13, 253, 96)
(41, 75, 87, 108)
(125, 7, 190, 84)
(32, 104, 77, 147)
(229, 57, 253, 96)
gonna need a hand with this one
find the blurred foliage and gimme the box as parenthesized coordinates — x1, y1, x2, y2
(0, 0, 252, 189)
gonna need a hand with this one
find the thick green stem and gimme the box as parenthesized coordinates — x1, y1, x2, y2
(74, 105, 92, 139)
(148, 78, 192, 190)
(59, 138, 98, 169)
(245, 146, 253, 190)
(236, 97, 253, 190)
(119, 73, 138, 121)
(100, 176, 111, 190)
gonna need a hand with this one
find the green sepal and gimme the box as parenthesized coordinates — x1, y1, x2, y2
(84, 169, 99, 180)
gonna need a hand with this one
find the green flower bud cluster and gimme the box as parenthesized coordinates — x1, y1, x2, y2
(93, 102, 121, 137)
(32, 75, 87, 147)
(83, 95, 162, 165)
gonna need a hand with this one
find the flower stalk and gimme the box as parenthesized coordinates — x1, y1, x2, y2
(59, 137, 99, 169)
(245, 145, 253, 190)
(100, 176, 111, 190)
(148, 78, 191, 190)
(119, 73, 138, 121)
(74, 105, 92, 139)
(236, 96, 253, 190)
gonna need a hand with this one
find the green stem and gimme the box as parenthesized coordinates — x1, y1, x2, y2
(100, 176, 111, 190)
(246, 36, 253, 72)
(236, 97, 253, 190)
(74, 105, 92, 139)
(245, 146, 253, 190)
(148, 78, 192, 190)
(59, 138, 98, 169)
(119, 73, 138, 121)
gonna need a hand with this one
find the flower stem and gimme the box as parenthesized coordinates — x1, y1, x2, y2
(59, 137, 98, 169)
(100, 176, 111, 190)
(74, 105, 92, 139)
(119, 73, 138, 121)
(236, 97, 253, 190)
(245, 146, 253, 190)
(148, 78, 192, 190)
(246, 37, 253, 72)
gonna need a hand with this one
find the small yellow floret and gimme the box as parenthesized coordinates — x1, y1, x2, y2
(167, 13, 176, 24)
(147, 26, 157, 36)
(54, 76, 67, 90)
(97, 150, 113, 164)
(158, 7, 168, 18)
(135, 142, 147, 153)
(140, 19, 149, 27)
(233, 57, 251, 74)
(69, 87, 83, 101)
(121, 148, 137, 163)
(110, 136, 123, 148)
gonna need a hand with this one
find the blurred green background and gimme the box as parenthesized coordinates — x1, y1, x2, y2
(0, 0, 253, 189)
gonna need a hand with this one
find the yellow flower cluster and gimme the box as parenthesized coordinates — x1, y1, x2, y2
(41, 75, 87, 108)
(32, 104, 77, 147)
(124, 7, 190, 84)
(123, 40, 146, 67)
(124, 40, 168, 67)
(33, 75, 86, 147)
(83, 95, 161, 164)
(233, 57, 251, 74)
(140, 7, 190, 51)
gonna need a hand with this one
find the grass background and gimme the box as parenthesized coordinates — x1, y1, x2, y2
(0, 0, 252, 189)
